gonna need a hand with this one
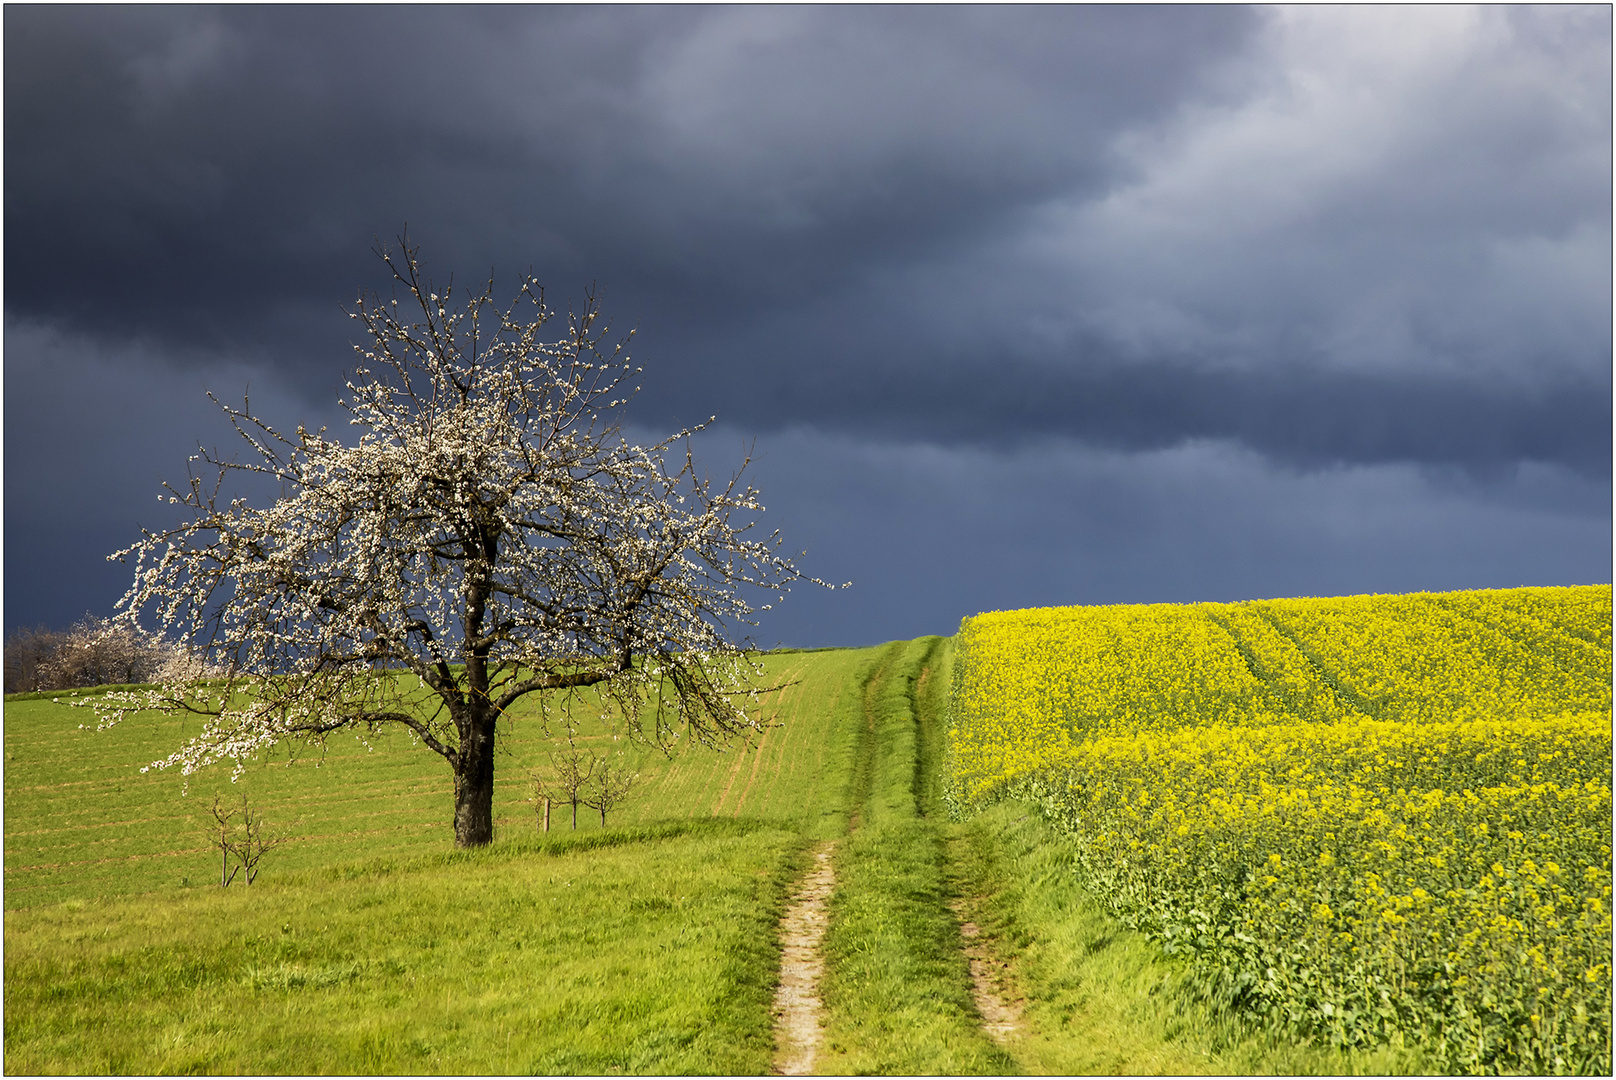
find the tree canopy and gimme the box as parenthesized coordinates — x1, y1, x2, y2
(86, 238, 829, 846)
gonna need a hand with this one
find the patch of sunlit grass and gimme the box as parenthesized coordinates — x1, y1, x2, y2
(3, 822, 803, 1075)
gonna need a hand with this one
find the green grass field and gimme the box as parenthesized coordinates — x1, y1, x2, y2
(5, 823, 802, 1074)
(4, 649, 869, 909)
(6, 630, 1590, 1074)
(5, 648, 882, 1074)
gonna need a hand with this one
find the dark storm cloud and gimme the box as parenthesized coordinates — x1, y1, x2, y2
(9, 4, 1604, 475)
(736, 430, 1612, 647)
(5, 5, 1610, 642)
(4, 4, 1255, 367)
(761, 359, 1611, 478)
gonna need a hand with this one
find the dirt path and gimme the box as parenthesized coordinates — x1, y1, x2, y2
(951, 897, 1025, 1044)
(772, 841, 837, 1075)
(774, 644, 1020, 1072)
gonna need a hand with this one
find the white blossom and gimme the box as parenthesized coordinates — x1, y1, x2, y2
(87, 237, 833, 846)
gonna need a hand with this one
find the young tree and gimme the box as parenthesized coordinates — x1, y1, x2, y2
(202, 792, 289, 886)
(582, 752, 639, 827)
(85, 237, 831, 847)
(204, 794, 243, 887)
(233, 794, 290, 885)
(536, 733, 597, 831)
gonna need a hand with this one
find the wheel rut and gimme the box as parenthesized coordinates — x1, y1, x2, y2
(771, 841, 836, 1075)
(950, 896, 1025, 1044)
(774, 642, 1018, 1072)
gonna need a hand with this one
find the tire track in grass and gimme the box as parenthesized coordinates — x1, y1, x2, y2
(768, 649, 887, 1075)
(949, 896, 1025, 1044)
(812, 639, 1014, 1074)
(771, 841, 837, 1075)
(769, 652, 868, 1075)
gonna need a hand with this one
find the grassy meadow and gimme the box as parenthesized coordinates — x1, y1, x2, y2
(5, 649, 867, 909)
(4, 647, 879, 1074)
(6, 823, 802, 1074)
(6, 588, 1612, 1074)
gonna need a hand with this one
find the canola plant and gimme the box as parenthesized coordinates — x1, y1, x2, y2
(950, 586, 1612, 1074)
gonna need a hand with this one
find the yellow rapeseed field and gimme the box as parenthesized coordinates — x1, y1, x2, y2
(949, 586, 1612, 1074)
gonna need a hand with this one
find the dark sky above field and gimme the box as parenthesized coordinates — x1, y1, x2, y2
(5, 5, 1612, 647)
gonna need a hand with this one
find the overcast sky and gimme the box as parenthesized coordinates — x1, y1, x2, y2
(5, 4, 1611, 648)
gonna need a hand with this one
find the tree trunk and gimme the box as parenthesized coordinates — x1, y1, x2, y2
(452, 706, 498, 847)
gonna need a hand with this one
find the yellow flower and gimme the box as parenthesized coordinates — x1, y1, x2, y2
(950, 585, 1613, 1069)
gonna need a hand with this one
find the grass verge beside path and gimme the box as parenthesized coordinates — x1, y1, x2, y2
(947, 802, 1432, 1075)
(4, 821, 806, 1075)
(816, 638, 1014, 1075)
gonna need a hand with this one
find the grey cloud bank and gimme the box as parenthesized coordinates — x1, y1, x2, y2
(5, 5, 1609, 645)
(743, 430, 1610, 647)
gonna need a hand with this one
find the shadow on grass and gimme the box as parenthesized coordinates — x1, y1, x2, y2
(315, 814, 790, 884)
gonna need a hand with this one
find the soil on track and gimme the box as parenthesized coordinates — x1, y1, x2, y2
(951, 896, 1025, 1043)
(772, 641, 1020, 1072)
(771, 841, 837, 1075)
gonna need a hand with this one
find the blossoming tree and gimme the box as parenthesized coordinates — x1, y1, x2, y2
(88, 239, 827, 847)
